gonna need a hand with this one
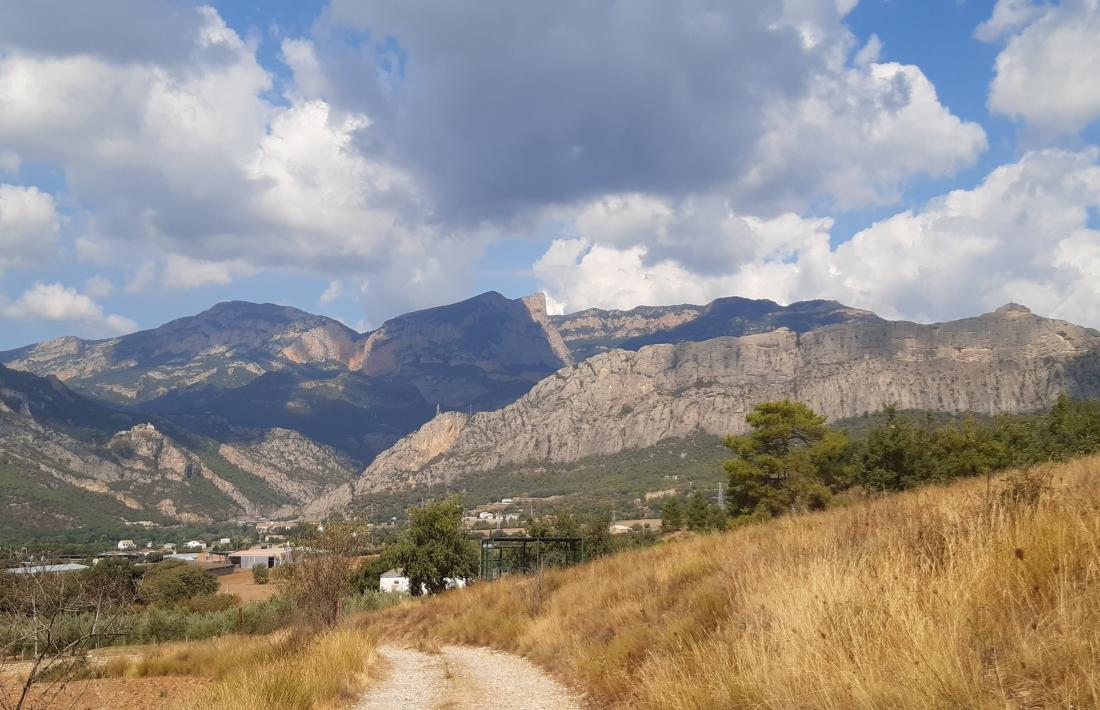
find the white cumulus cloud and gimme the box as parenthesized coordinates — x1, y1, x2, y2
(538, 150, 1100, 327)
(981, 0, 1100, 134)
(1, 282, 137, 336)
(0, 184, 60, 272)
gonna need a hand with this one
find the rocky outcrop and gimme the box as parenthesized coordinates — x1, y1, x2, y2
(550, 297, 882, 360)
(217, 427, 357, 503)
(347, 305, 1100, 499)
(552, 304, 704, 359)
(355, 291, 571, 410)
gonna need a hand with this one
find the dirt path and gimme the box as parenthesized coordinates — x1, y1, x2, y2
(355, 645, 583, 710)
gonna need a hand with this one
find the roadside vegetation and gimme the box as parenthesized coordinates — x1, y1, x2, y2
(365, 453, 1100, 708)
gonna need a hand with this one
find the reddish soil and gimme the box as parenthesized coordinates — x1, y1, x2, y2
(217, 568, 279, 603)
(6, 676, 206, 709)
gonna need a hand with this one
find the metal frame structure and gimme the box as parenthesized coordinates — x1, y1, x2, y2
(479, 536, 583, 581)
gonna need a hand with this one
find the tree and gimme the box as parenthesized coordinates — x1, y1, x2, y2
(685, 491, 710, 531)
(275, 522, 366, 627)
(660, 498, 683, 532)
(384, 498, 478, 596)
(139, 560, 217, 604)
(0, 558, 135, 709)
(724, 401, 847, 518)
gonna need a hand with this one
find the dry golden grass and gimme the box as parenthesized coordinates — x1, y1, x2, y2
(192, 626, 376, 710)
(364, 456, 1100, 709)
(96, 626, 378, 710)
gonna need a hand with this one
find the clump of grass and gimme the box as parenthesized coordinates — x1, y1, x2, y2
(364, 456, 1100, 709)
(91, 626, 378, 710)
(195, 626, 376, 710)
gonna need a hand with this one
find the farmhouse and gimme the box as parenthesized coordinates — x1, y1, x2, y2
(116, 539, 136, 550)
(228, 547, 293, 570)
(378, 568, 467, 594)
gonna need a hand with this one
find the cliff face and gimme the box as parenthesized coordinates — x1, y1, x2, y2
(357, 291, 570, 409)
(1, 291, 573, 466)
(552, 304, 704, 360)
(551, 296, 884, 360)
(349, 305, 1100, 498)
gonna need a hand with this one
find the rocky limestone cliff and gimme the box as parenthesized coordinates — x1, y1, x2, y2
(346, 305, 1100, 500)
(551, 304, 704, 359)
(216, 427, 357, 504)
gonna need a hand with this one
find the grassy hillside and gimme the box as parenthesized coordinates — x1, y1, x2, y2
(364, 455, 1100, 708)
(355, 433, 730, 522)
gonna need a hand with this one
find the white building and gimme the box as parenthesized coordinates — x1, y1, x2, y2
(477, 511, 495, 520)
(218, 537, 232, 546)
(117, 540, 136, 551)
(228, 547, 293, 570)
(183, 540, 206, 550)
(6, 563, 90, 576)
(378, 568, 467, 595)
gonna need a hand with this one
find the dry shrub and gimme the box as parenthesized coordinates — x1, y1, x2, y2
(364, 455, 1100, 709)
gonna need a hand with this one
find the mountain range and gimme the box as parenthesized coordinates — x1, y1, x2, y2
(2, 292, 1097, 533)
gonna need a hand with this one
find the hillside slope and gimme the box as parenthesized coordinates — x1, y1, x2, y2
(0, 364, 354, 531)
(334, 304, 1100, 506)
(365, 455, 1100, 709)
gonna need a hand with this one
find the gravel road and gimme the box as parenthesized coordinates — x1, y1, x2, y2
(355, 645, 583, 710)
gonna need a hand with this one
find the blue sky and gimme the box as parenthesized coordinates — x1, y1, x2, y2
(1, 0, 1099, 349)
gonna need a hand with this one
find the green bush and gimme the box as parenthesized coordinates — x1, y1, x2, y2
(179, 593, 239, 613)
(341, 590, 403, 615)
(140, 560, 218, 604)
(252, 563, 269, 585)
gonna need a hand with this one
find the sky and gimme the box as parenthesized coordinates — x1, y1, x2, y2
(1, 0, 1099, 349)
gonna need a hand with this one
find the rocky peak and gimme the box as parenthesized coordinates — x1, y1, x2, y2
(993, 303, 1033, 317)
(336, 307, 1100, 509)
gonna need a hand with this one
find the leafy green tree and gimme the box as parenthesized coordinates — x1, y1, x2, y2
(685, 491, 711, 531)
(139, 560, 217, 603)
(83, 557, 140, 601)
(724, 401, 847, 518)
(347, 556, 392, 595)
(660, 498, 683, 531)
(384, 498, 478, 596)
(1044, 393, 1100, 459)
(528, 509, 613, 561)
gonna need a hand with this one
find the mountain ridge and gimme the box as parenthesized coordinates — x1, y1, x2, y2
(314, 302, 1100, 516)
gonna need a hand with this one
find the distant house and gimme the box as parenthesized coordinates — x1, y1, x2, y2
(228, 547, 293, 570)
(609, 524, 632, 535)
(378, 568, 467, 595)
(183, 540, 206, 550)
(500, 498, 513, 504)
(162, 543, 177, 551)
(477, 511, 495, 520)
(218, 537, 232, 546)
(117, 540, 136, 551)
(6, 563, 90, 576)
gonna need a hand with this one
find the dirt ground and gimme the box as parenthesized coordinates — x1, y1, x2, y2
(355, 645, 583, 710)
(4, 676, 205, 709)
(217, 568, 279, 603)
